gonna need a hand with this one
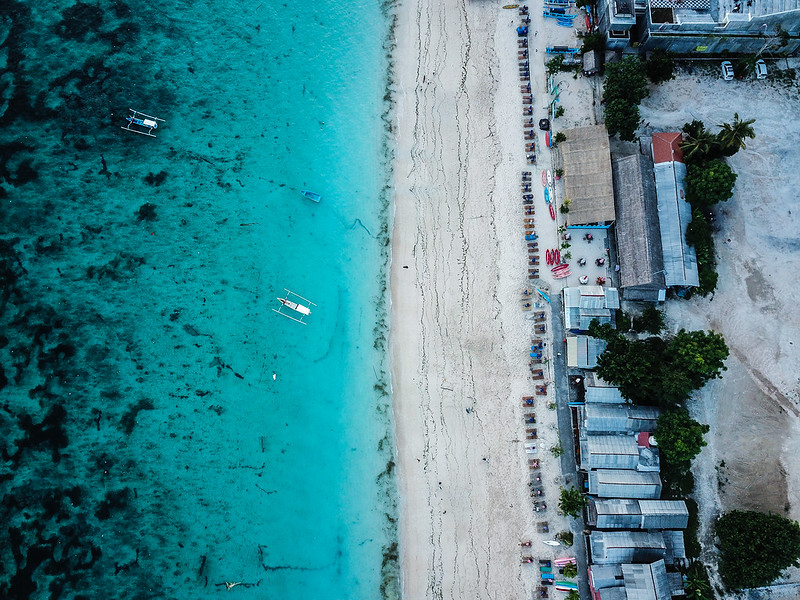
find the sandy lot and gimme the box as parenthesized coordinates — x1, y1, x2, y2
(639, 60, 800, 596)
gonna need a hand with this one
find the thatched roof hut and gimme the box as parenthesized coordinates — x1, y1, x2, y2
(612, 154, 666, 302)
(561, 125, 616, 226)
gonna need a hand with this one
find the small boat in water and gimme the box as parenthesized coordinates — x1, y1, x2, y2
(273, 289, 316, 324)
(301, 190, 322, 203)
(121, 108, 164, 138)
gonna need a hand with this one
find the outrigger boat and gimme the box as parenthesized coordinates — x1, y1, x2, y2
(301, 190, 322, 203)
(273, 289, 316, 324)
(121, 108, 164, 137)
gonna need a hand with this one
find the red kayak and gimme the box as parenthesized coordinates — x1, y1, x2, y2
(545, 249, 551, 265)
(545, 131, 551, 148)
(549, 204, 556, 221)
(553, 269, 571, 279)
(555, 248, 560, 264)
(541, 170, 547, 186)
(552, 263, 569, 273)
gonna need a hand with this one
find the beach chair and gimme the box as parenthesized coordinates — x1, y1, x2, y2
(536, 324, 547, 332)
(531, 369, 544, 379)
(525, 414, 536, 424)
(529, 458, 540, 468)
(529, 258, 539, 266)
(526, 428, 538, 439)
(537, 586, 549, 598)
(537, 522, 549, 533)
(525, 234, 537, 241)
(522, 397, 535, 407)
(535, 384, 547, 395)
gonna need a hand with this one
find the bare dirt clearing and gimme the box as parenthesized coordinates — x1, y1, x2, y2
(639, 59, 800, 596)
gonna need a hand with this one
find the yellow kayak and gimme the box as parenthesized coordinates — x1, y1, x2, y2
(503, 4, 520, 8)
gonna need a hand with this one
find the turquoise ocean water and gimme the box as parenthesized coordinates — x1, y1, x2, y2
(0, 1, 397, 598)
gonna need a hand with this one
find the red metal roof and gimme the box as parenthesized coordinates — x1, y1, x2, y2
(637, 431, 651, 448)
(652, 132, 684, 164)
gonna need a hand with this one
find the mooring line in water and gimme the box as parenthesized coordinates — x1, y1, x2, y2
(350, 218, 373, 236)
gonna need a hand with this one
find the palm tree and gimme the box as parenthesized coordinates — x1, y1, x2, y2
(717, 113, 756, 155)
(684, 562, 713, 600)
(680, 129, 721, 162)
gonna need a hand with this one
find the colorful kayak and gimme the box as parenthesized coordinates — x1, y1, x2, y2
(542, 170, 548, 186)
(544, 187, 550, 204)
(547, 170, 553, 186)
(549, 204, 556, 220)
(555, 248, 560, 263)
(545, 131, 551, 147)
(552, 264, 569, 273)
(545, 249, 551, 265)
(503, 4, 520, 8)
(553, 269, 571, 279)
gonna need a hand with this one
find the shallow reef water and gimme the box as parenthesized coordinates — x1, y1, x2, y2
(0, 1, 398, 598)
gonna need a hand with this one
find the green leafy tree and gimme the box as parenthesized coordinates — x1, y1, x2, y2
(669, 329, 729, 388)
(685, 209, 718, 296)
(595, 335, 667, 405)
(580, 31, 607, 54)
(716, 511, 800, 589)
(604, 98, 640, 141)
(717, 113, 756, 156)
(562, 563, 578, 578)
(654, 409, 710, 467)
(558, 487, 587, 518)
(594, 329, 728, 407)
(588, 319, 618, 341)
(604, 56, 649, 105)
(685, 159, 737, 207)
(682, 119, 706, 139)
(633, 305, 665, 334)
(547, 56, 565, 76)
(603, 57, 648, 141)
(565, 592, 580, 600)
(646, 49, 676, 84)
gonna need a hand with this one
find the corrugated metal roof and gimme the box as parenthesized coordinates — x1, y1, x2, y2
(604, 288, 620, 309)
(588, 470, 662, 498)
(590, 564, 624, 590)
(585, 404, 661, 433)
(654, 161, 699, 288)
(589, 531, 668, 564)
(582, 435, 640, 470)
(562, 125, 616, 225)
(564, 287, 619, 331)
(591, 499, 687, 529)
(567, 335, 607, 369)
(598, 587, 628, 600)
(586, 385, 627, 404)
(662, 530, 686, 560)
(622, 560, 672, 600)
(638, 500, 689, 529)
(591, 498, 643, 529)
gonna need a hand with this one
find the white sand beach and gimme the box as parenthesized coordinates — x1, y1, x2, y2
(391, 0, 800, 593)
(390, 0, 595, 597)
